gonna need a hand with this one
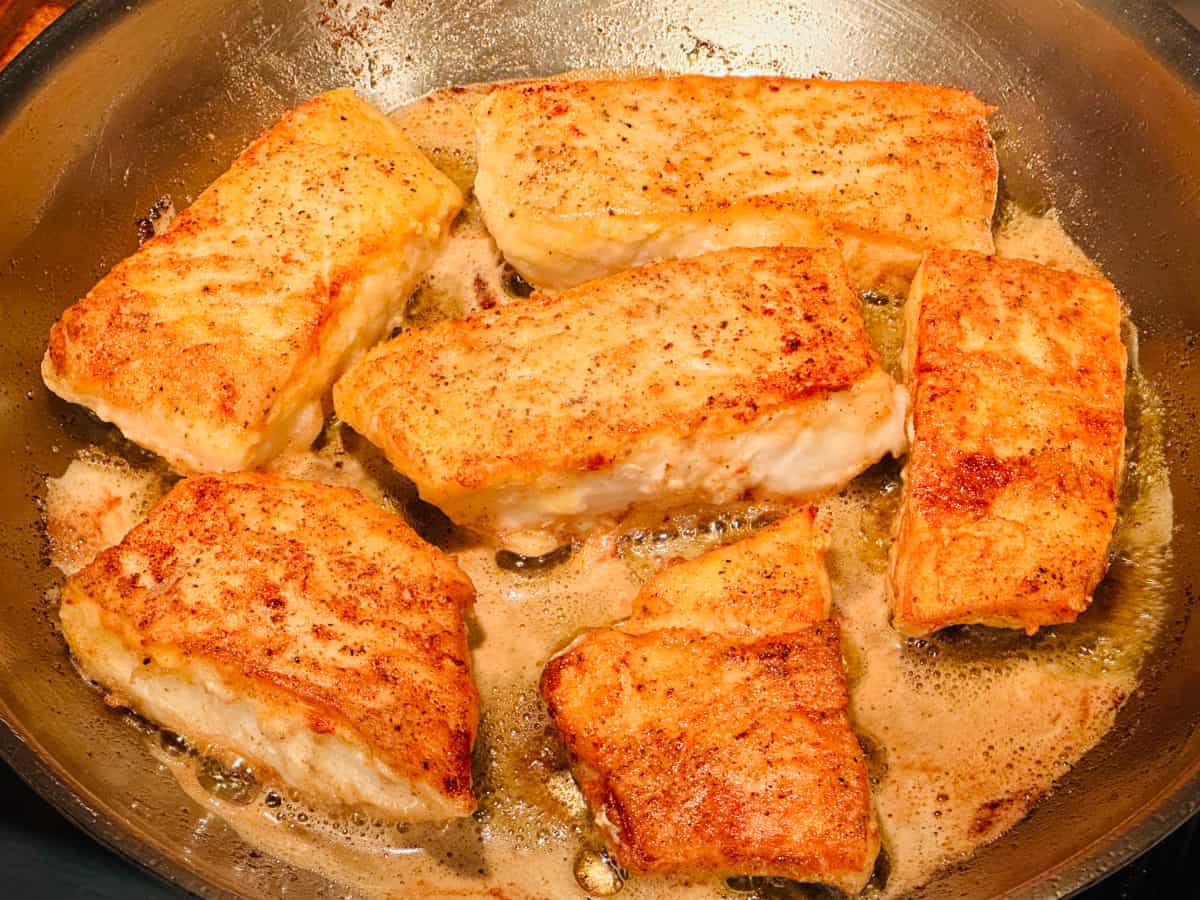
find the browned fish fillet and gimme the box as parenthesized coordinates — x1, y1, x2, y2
(334, 247, 906, 539)
(475, 75, 997, 294)
(59, 473, 479, 820)
(43, 88, 463, 474)
(890, 249, 1126, 635)
(631, 507, 832, 633)
(541, 510, 878, 890)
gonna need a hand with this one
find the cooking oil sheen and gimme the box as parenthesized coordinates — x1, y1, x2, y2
(43, 81, 1173, 899)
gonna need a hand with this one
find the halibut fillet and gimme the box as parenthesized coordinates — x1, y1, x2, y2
(890, 249, 1126, 635)
(334, 247, 907, 538)
(541, 509, 879, 890)
(59, 473, 479, 820)
(475, 75, 997, 294)
(631, 507, 833, 633)
(43, 88, 463, 474)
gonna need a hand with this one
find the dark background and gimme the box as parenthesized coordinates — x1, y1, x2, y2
(1, 758, 1196, 897)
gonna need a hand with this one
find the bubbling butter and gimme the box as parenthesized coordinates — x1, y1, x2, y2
(41, 82, 1174, 900)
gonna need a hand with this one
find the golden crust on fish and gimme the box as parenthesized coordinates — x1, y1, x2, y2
(631, 508, 831, 633)
(43, 89, 463, 474)
(334, 247, 906, 536)
(542, 554, 873, 892)
(475, 75, 997, 294)
(542, 627, 874, 890)
(542, 512, 877, 892)
(59, 473, 479, 819)
(890, 249, 1126, 635)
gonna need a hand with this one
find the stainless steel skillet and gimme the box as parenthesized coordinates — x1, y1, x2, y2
(1, 1, 1199, 896)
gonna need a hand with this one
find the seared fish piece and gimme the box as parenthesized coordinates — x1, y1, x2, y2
(334, 247, 907, 538)
(541, 511, 878, 891)
(43, 89, 463, 474)
(59, 473, 479, 820)
(631, 507, 832, 633)
(890, 249, 1126, 635)
(542, 628, 876, 890)
(475, 75, 997, 294)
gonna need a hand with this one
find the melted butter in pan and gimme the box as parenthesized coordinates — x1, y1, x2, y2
(42, 82, 1174, 900)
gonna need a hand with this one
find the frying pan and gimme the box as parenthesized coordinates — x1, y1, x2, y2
(1, 1, 1199, 897)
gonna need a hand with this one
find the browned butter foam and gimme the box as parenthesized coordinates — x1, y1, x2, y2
(42, 80, 1173, 899)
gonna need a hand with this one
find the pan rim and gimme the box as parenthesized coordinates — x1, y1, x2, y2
(2, 1, 1200, 897)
